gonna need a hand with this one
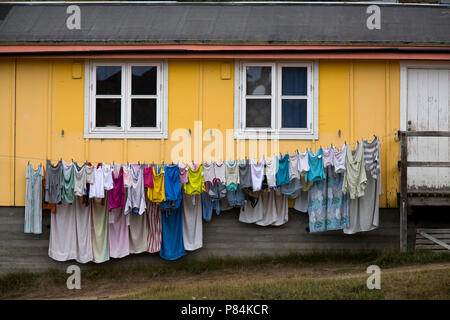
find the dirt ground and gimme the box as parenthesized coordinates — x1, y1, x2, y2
(12, 261, 450, 300)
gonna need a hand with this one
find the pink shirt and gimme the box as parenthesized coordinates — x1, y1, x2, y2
(143, 166, 154, 188)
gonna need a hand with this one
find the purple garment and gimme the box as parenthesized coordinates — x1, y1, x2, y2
(108, 167, 124, 212)
(108, 208, 130, 258)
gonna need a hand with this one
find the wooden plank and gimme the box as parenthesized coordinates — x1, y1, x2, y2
(406, 161, 450, 167)
(416, 244, 450, 250)
(399, 131, 408, 252)
(416, 239, 450, 245)
(417, 228, 450, 233)
(403, 131, 450, 137)
(419, 231, 450, 250)
(408, 198, 450, 206)
(416, 234, 450, 239)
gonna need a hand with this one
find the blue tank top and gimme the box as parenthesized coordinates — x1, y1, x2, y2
(276, 154, 290, 186)
(306, 149, 326, 182)
(160, 206, 186, 261)
(161, 165, 182, 210)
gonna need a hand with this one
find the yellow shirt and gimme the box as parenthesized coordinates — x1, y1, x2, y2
(184, 164, 205, 195)
(148, 166, 165, 202)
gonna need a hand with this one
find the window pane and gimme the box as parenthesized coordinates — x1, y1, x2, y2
(132, 66, 157, 95)
(282, 67, 307, 96)
(246, 66, 271, 95)
(96, 98, 121, 127)
(96, 66, 121, 95)
(131, 99, 157, 127)
(246, 99, 271, 128)
(282, 99, 307, 128)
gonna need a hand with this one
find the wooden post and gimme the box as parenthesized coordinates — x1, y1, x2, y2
(399, 131, 408, 252)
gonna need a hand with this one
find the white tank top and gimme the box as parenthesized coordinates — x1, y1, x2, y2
(73, 164, 86, 197)
(333, 144, 347, 174)
(288, 152, 300, 180)
(89, 167, 104, 198)
(264, 156, 277, 188)
(122, 164, 131, 188)
(250, 158, 265, 191)
(202, 161, 215, 184)
(298, 151, 310, 173)
(102, 163, 114, 191)
(213, 161, 226, 183)
(322, 147, 335, 168)
(85, 165, 95, 185)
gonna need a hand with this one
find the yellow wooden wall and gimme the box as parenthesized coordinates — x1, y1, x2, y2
(0, 58, 400, 207)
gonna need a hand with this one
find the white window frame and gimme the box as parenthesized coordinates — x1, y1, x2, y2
(234, 60, 319, 140)
(84, 60, 168, 139)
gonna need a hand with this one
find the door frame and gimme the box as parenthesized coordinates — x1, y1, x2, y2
(400, 61, 450, 131)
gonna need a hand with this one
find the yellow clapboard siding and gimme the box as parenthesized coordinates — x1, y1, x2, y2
(5, 58, 401, 208)
(0, 59, 15, 206)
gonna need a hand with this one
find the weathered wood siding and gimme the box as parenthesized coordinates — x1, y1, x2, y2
(0, 207, 413, 275)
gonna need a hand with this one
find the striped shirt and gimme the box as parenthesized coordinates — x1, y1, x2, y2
(363, 137, 381, 179)
(147, 201, 162, 253)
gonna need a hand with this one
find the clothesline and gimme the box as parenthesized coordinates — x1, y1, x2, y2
(24, 134, 383, 263)
(0, 130, 398, 165)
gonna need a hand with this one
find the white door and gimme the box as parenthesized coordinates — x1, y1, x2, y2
(402, 64, 450, 190)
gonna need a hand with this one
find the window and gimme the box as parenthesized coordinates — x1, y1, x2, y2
(84, 61, 168, 139)
(234, 61, 318, 140)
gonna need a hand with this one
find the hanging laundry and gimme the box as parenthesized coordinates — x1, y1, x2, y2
(238, 159, 253, 189)
(148, 165, 166, 203)
(44, 160, 63, 204)
(344, 138, 382, 234)
(89, 164, 105, 199)
(161, 164, 183, 210)
(48, 201, 77, 261)
(101, 163, 114, 191)
(124, 164, 146, 215)
(160, 206, 186, 260)
(61, 160, 75, 204)
(147, 201, 162, 253)
(293, 189, 309, 213)
(306, 149, 325, 182)
(202, 161, 215, 192)
(342, 141, 367, 199)
(108, 207, 130, 258)
(227, 187, 246, 207)
(108, 167, 125, 212)
(184, 163, 205, 195)
(225, 160, 240, 191)
(239, 190, 264, 224)
(42, 167, 56, 213)
(91, 197, 109, 263)
(308, 165, 349, 232)
(74, 196, 93, 263)
(280, 152, 303, 196)
(250, 158, 265, 192)
(24, 163, 44, 234)
(143, 165, 154, 189)
(122, 164, 132, 188)
(276, 154, 290, 186)
(182, 193, 203, 251)
(333, 144, 347, 174)
(264, 156, 277, 189)
(202, 192, 220, 222)
(73, 163, 86, 197)
(298, 150, 310, 173)
(255, 190, 288, 227)
(85, 164, 95, 185)
(178, 163, 189, 187)
(129, 211, 150, 254)
(213, 161, 226, 184)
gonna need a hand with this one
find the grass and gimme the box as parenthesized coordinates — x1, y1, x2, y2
(1, 249, 449, 299)
(119, 268, 450, 300)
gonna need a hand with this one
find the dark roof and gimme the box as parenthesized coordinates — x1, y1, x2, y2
(0, 2, 449, 47)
